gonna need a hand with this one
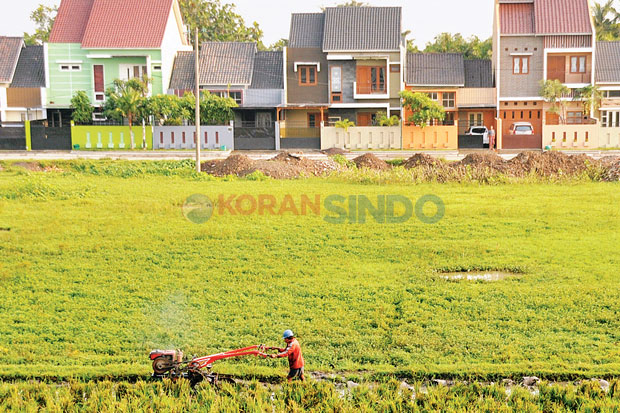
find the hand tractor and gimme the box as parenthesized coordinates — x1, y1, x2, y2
(149, 345, 277, 387)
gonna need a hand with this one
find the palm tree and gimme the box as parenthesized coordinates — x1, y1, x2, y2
(110, 80, 144, 149)
(540, 79, 570, 124)
(592, 1, 620, 41)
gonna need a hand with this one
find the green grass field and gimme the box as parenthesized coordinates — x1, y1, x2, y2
(0, 164, 619, 383)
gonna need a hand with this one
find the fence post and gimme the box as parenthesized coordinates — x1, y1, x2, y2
(24, 120, 31, 151)
(275, 121, 281, 151)
(229, 120, 235, 151)
(496, 118, 503, 150)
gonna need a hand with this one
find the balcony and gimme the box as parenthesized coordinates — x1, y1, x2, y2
(353, 81, 389, 100)
(547, 71, 591, 85)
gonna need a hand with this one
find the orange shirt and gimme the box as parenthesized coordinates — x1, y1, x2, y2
(277, 338, 304, 369)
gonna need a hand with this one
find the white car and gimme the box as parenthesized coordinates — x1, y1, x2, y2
(510, 122, 534, 135)
(466, 126, 489, 144)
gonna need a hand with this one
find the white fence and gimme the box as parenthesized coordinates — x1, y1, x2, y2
(153, 124, 234, 150)
(320, 126, 401, 150)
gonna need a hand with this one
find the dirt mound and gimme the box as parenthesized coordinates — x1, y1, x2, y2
(403, 153, 443, 168)
(507, 151, 599, 177)
(13, 162, 44, 172)
(456, 152, 508, 172)
(322, 148, 349, 156)
(201, 154, 254, 176)
(202, 152, 337, 179)
(353, 153, 390, 170)
(602, 157, 620, 182)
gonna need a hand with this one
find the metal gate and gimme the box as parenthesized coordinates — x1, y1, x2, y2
(233, 122, 276, 150)
(30, 122, 72, 150)
(0, 126, 27, 150)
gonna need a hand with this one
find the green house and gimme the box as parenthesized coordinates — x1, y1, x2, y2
(45, 0, 191, 126)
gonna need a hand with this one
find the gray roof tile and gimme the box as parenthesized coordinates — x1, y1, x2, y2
(199, 42, 256, 85)
(322, 7, 401, 51)
(406, 53, 465, 86)
(10, 46, 45, 88)
(464, 59, 493, 88)
(250, 51, 283, 89)
(0, 37, 24, 84)
(289, 13, 324, 48)
(596, 41, 620, 83)
(169, 51, 195, 91)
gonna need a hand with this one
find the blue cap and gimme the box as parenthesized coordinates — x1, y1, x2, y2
(283, 329, 294, 339)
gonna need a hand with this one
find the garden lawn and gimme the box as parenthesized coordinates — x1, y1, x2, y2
(0, 171, 619, 380)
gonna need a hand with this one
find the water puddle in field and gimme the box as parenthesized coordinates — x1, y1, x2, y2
(440, 271, 518, 282)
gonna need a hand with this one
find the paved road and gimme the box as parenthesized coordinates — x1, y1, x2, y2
(0, 149, 618, 161)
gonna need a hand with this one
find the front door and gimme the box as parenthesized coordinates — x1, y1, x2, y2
(548, 56, 565, 83)
(357, 113, 372, 127)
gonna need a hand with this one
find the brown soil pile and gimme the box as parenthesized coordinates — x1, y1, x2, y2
(403, 153, 442, 168)
(201, 154, 255, 176)
(353, 153, 390, 170)
(322, 148, 349, 156)
(456, 152, 508, 172)
(11, 162, 63, 172)
(601, 156, 620, 182)
(202, 152, 337, 179)
(507, 151, 599, 177)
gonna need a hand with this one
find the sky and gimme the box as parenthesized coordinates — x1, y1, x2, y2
(1, 0, 494, 48)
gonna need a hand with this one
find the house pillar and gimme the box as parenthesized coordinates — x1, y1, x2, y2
(0, 87, 7, 123)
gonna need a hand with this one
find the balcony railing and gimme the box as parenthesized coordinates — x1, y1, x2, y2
(353, 81, 389, 99)
(547, 72, 591, 84)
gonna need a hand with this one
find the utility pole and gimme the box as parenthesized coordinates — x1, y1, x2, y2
(194, 27, 201, 173)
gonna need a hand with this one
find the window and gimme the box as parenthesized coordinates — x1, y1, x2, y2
(299, 65, 317, 86)
(308, 113, 320, 128)
(426, 92, 438, 101)
(210, 90, 242, 105)
(330, 66, 342, 103)
(442, 92, 455, 108)
(390, 64, 400, 73)
(153, 65, 162, 71)
(513, 56, 529, 74)
(93, 65, 105, 101)
(469, 112, 483, 126)
(60, 64, 81, 72)
(370, 67, 385, 92)
(570, 56, 586, 73)
(120, 64, 148, 81)
(443, 112, 455, 125)
(567, 111, 584, 124)
(605, 90, 620, 98)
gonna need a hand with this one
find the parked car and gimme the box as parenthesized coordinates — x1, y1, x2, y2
(509, 122, 534, 135)
(465, 126, 489, 145)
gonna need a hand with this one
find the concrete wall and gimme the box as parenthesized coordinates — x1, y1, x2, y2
(72, 125, 154, 149)
(599, 127, 620, 148)
(402, 124, 458, 150)
(244, 89, 284, 107)
(543, 124, 599, 150)
(499, 36, 544, 98)
(321, 125, 401, 150)
(154, 125, 233, 150)
(286, 48, 329, 104)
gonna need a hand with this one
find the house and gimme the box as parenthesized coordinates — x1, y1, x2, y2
(169, 42, 284, 150)
(493, 0, 595, 149)
(280, 7, 405, 149)
(0, 37, 46, 124)
(595, 41, 620, 147)
(403, 53, 495, 149)
(46, 0, 191, 127)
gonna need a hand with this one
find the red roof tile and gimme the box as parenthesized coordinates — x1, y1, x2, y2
(500, 3, 535, 34)
(81, 0, 174, 48)
(534, 0, 592, 34)
(49, 0, 95, 43)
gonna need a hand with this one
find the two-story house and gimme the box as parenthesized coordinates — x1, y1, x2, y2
(46, 0, 191, 126)
(169, 42, 284, 149)
(493, 0, 595, 149)
(595, 41, 620, 147)
(0, 37, 46, 124)
(280, 7, 404, 149)
(404, 53, 496, 148)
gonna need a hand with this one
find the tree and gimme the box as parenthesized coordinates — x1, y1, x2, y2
(23, 4, 58, 45)
(149, 94, 190, 126)
(335, 119, 355, 132)
(574, 85, 604, 116)
(375, 111, 400, 127)
(592, 1, 620, 41)
(269, 39, 288, 51)
(180, 91, 237, 126)
(422, 33, 492, 60)
(539, 79, 571, 124)
(70, 91, 94, 125)
(105, 79, 149, 149)
(179, 0, 265, 49)
(336, 1, 369, 6)
(399, 91, 445, 127)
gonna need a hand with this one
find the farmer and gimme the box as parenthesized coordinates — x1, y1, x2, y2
(268, 329, 305, 382)
(488, 126, 496, 150)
